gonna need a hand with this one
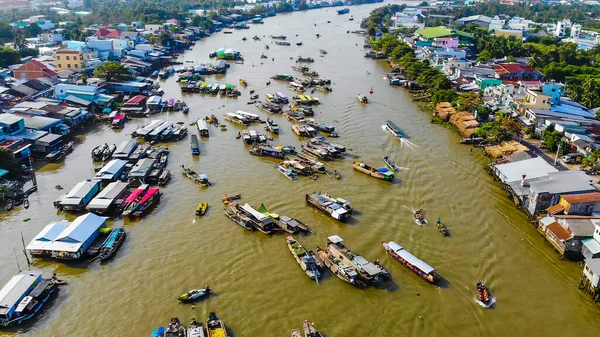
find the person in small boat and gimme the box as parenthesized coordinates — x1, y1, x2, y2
(437, 217, 441, 225)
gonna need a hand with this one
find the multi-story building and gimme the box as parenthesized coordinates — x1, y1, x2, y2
(54, 50, 86, 71)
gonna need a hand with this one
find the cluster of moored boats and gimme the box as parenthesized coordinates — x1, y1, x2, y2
(180, 82, 242, 96)
(132, 120, 189, 143)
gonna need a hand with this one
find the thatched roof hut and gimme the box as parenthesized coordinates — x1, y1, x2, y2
(435, 102, 456, 121)
(484, 140, 529, 159)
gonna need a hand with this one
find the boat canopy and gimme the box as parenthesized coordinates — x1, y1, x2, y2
(236, 110, 259, 120)
(386, 120, 403, 134)
(147, 96, 162, 105)
(387, 241, 435, 274)
(138, 188, 159, 204)
(328, 235, 344, 244)
(197, 119, 209, 131)
(226, 84, 233, 89)
(242, 203, 273, 224)
(276, 92, 287, 98)
(227, 112, 247, 120)
(124, 185, 148, 203)
(279, 215, 300, 228)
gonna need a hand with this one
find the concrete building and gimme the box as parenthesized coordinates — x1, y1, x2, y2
(54, 50, 86, 71)
(12, 60, 57, 80)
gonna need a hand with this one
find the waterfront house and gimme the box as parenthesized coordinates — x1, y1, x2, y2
(580, 258, 600, 303)
(494, 63, 545, 82)
(12, 60, 58, 80)
(26, 213, 107, 260)
(493, 156, 558, 185)
(538, 215, 599, 259)
(58, 179, 102, 211)
(95, 159, 128, 182)
(20, 115, 69, 135)
(582, 222, 600, 259)
(87, 181, 129, 214)
(546, 193, 600, 216)
(525, 171, 596, 217)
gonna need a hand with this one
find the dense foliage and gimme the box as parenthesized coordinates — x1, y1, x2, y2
(0, 47, 20, 67)
(93, 62, 133, 82)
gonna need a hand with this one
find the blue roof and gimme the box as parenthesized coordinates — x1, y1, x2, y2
(35, 222, 67, 241)
(0, 169, 8, 178)
(550, 104, 595, 119)
(55, 213, 106, 243)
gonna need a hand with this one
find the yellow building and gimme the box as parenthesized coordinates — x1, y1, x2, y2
(54, 50, 85, 71)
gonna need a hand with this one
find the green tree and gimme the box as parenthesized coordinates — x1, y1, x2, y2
(0, 22, 15, 43)
(0, 148, 22, 180)
(18, 48, 38, 58)
(159, 31, 174, 47)
(0, 47, 20, 67)
(476, 50, 493, 62)
(93, 61, 132, 82)
(24, 23, 42, 38)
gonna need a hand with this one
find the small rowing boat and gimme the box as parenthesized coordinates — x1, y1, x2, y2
(475, 281, 495, 308)
(178, 285, 210, 302)
(383, 156, 399, 171)
(413, 209, 427, 225)
(291, 328, 302, 337)
(196, 202, 208, 216)
(436, 217, 448, 236)
(239, 78, 248, 87)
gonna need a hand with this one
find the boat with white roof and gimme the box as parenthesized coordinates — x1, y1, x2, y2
(305, 193, 348, 221)
(326, 235, 390, 285)
(381, 241, 439, 284)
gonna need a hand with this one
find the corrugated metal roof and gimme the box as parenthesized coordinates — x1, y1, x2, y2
(546, 222, 573, 241)
(494, 157, 557, 183)
(530, 171, 594, 194)
(387, 241, 435, 274)
(562, 193, 600, 204)
(583, 238, 600, 255)
(0, 271, 42, 316)
(55, 213, 106, 243)
(585, 258, 600, 275)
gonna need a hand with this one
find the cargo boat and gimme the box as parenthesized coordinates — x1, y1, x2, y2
(353, 161, 394, 181)
(305, 193, 348, 221)
(381, 241, 439, 284)
(206, 312, 228, 337)
(384, 120, 403, 138)
(316, 246, 362, 285)
(326, 235, 390, 285)
(287, 236, 322, 280)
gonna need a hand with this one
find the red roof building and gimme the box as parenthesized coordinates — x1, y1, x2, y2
(12, 60, 57, 80)
(493, 62, 545, 82)
(96, 28, 122, 39)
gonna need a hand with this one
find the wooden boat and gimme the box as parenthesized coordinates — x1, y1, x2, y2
(235, 203, 279, 234)
(45, 141, 74, 162)
(382, 241, 439, 284)
(305, 193, 349, 221)
(436, 218, 448, 236)
(266, 118, 280, 134)
(158, 169, 171, 186)
(383, 156, 399, 171)
(239, 78, 248, 87)
(91, 143, 108, 161)
(224, 207, 255, 232)
(325, 235, 390, 285)
(258, 204, 310, 233)
(276, 165, 298, 180)
(181, 165, 211, 187)
(128, 188, 161, 217)
(413, 209, 427, 225)
(316, 246, 362, 285)
(319, 49, 327, 55)
(206, 312, 228, 337)
(196, 202, 208, 216)
(357, 94, 368, 104)
(178, 285, 210, 302)
(475, 281, 495, 308)
(319, 193, 352, 213)
(297, 56, 314, 63)
(102, 144, 116, 161)
(191, 135, 200, 155)
(287, 236, 321, 280)
(94, 227, 126, 262)
(303, 320, 324, 337)
(165, 317, 186, 337)
(23, 199, 29, 209)
(5, 200, 14, 211)
(292, 329, 302, 337)
(222, 194, 242, 204)
(275, 41, 291, 46)
(188, 318, 206, 337)
(353, 161, 394, 181)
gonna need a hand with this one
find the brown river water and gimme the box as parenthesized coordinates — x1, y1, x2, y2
(2, 3, 600, 336)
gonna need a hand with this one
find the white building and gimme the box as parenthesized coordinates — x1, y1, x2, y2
(488, 16, 505, 32)
(571, 24, 582, 38)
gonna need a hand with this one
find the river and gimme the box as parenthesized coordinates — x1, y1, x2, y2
(2, 2, 600, 336)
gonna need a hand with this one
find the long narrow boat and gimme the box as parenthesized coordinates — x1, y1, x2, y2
(206, 312, 228, 337)
(224, 207, 255, 232)
(287, 236, 321, 280)
(384, 120, 403, 138)
(292, 329, 302, 337)
(353, 161, 394, 181)
(129, 187, 161, 217)
(258, 204, 311, 233)
(325, 235, 390, 285)
(96, 227, 126, 261)
(191, 135, 200, 155)
(303, 320, 324, 337)
(381, 241, 439, 284)
(181, 165, 210, 186)
(436, 218, 448, 236)
(316, 247, 362, 286)
(276, 165, 298, 180)
(236, 203, 279, 234)
(178, 285, 210, 302)
(120, 184, 149, 214)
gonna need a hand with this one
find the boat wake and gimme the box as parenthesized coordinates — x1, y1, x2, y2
(474, 296, 496, 308)
(400, 138, 419, 153)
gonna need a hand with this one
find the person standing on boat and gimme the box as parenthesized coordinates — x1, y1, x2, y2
(437, 217, 441, 225)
